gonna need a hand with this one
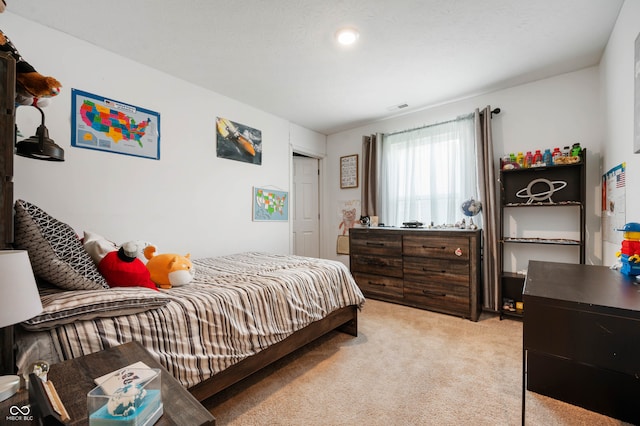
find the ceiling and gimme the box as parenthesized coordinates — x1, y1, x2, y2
(6, 0, 624, 135)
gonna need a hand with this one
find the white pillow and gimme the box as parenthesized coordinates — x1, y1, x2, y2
(83, 231, 118, 265)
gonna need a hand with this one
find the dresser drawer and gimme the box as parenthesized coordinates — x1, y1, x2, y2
(403, 257, 470, 286)
(350, 233, 402, 256)
(353, 272, 403, 298)
(350, 254, 403, 278)
(403, 235, 470, 260)
(404, 276, 470, 299)
(404, 281, 470, 314)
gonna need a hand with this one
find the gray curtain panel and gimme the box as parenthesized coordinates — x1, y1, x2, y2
(361, 134, 378, 217)
(475, 106, 500, 311)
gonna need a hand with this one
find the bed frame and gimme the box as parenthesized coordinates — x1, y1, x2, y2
(189, 304, 358, 401)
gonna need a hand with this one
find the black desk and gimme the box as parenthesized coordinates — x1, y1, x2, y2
(523, 261, 640, 424)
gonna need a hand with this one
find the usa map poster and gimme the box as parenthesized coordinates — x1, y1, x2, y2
(253, 187, 288, 221)
(71, 89, 161, 160)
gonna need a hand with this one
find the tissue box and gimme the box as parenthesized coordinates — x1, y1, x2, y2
(88, 367, 162, 426)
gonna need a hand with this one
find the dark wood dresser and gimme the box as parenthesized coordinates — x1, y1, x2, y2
(523, 260, 640, 424)
(349, 227, 481, 321)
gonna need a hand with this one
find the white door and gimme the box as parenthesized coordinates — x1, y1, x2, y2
(293, 156, 320, 257)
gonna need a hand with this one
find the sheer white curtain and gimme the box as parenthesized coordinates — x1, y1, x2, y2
(380, 116, 478, 227)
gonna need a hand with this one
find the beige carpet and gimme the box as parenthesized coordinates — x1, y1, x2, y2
(203, 299, 630, 426)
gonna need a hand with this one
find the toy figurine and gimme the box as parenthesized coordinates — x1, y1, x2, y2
(616, 222, 640, 276)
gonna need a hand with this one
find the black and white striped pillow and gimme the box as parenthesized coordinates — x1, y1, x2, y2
(13, 199, 109, 291)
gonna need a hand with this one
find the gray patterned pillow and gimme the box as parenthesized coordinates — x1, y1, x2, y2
(13, 199, 109, 290)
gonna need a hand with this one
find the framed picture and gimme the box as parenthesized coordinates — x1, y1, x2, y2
(340, 154, 359, 189)
(216, 117, 262, 165)
(253, 187, 289, 221)
(70, 89, 161, 160)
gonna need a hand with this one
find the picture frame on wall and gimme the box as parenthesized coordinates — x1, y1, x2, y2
(70, 89, 161, 160)
(340, 154, 359, 189)
(252, 187, 289, 221)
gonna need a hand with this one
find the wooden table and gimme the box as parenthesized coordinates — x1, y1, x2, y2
(0, 341, 215, 425)
(522, 260, 640, 424)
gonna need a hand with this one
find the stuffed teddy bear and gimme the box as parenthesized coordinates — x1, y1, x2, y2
(0, 2, 62, 107)
(144, 246, 195, 289)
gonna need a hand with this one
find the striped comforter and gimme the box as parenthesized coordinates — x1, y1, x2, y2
(22, 252, 365, 388)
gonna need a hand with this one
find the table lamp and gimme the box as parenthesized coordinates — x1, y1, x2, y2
(0, 250, 43, 402)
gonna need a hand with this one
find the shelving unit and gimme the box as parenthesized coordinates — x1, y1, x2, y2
(499, 150, 586, 319)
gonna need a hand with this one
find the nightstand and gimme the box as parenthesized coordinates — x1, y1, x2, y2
(0, 341, 215, 425)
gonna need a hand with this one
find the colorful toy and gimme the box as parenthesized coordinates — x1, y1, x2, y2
(144, 246, 194, 289)
(99, 243, 158, 291)
(616, 222, 640, 276)
(0, 2, 62, 106)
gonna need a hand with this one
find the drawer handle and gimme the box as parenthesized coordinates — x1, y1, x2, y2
(423, 267, 447, 274)
(363, 260, 387, 267)
(422, 290, 446, 297)
(367, 281, 386, 287)
(366, 242, 385, 247)
(420, 246, 464, 257)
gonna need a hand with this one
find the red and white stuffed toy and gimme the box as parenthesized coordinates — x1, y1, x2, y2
(83, 232, 157, 291)
(99, 242, 157, 291)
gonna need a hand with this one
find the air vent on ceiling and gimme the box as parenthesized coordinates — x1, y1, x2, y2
(387, 103, 409, 111)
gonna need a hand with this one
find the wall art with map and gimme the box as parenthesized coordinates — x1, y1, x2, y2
(71, 89, 161, 160)
(253, 187, 288, 221)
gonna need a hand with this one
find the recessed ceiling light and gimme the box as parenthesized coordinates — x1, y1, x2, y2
(336, 28, 359, 45)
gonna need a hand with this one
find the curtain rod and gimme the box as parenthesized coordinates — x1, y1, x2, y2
(385, 107, 501, 137)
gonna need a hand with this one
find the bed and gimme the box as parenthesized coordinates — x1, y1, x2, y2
(10, 200, 365, 402)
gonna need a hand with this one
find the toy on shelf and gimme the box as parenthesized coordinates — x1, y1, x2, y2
(0, 2, 62, 107)
(616, 222, 640, 276)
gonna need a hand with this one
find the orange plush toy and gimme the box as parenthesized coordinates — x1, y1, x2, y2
(0, 1, 62, 106)
(144, 246, 195, 289)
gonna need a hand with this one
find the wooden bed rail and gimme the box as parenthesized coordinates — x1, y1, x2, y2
(189, 305, 358, 402)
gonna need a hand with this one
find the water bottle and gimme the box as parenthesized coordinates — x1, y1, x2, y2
(516, 152, 524, 167)
(543, 149, 552, 166)
(552, 147, 562, 164)
(532, 149, 542, 166)
(571, 143, 582, 157)
(524, 151, 533, 168)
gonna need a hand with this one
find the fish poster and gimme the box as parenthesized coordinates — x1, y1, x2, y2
(216, 117, 262, 165)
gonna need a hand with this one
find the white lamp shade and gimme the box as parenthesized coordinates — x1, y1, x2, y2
(0, 250, 43, 328)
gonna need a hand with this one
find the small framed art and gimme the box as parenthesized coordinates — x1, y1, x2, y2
(340, 154, 358, 189)
(253, 187, 289, 221)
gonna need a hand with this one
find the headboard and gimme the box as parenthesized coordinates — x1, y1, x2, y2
(0, 51, 16, 250)
(0, 52, 16, 375)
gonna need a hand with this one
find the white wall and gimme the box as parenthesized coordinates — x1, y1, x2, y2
(600, 0, 640, 266)
(325, 68, 604, 267)
(4, 12, 326, 259)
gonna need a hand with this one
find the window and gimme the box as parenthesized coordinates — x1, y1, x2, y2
(380, 116, 478, 227)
